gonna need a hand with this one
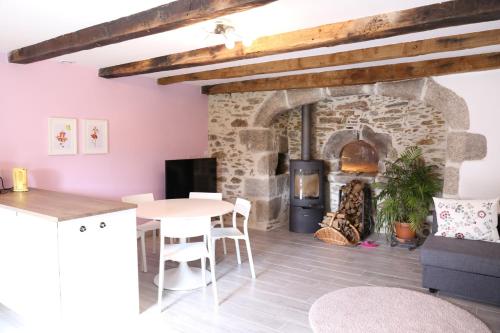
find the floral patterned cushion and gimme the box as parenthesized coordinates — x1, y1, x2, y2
(433, 197, 499, 242)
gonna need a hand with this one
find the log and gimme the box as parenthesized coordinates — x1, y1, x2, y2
(157, 29, 500, 85)
(202, 52, 500, 94)
(9, 0, 276, 64)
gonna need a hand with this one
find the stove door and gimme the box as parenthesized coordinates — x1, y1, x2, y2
(290, 160, 324, 208)
(294, 168, 320, 200)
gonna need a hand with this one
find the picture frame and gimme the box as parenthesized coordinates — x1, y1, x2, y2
(48, 118, 77, 155)
(82, 119, 108, 154)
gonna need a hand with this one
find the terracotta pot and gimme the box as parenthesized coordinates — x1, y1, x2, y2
(394, 222, 416, 240)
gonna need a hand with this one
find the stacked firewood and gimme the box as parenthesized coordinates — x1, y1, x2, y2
(315, 180, 366, 246)
(338, 180, 365, 234)
(319, 212, 358, 243)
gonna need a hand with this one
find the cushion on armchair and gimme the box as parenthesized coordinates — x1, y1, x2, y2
(432, 198, 499, 241)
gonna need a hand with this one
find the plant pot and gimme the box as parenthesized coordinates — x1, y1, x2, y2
(394, 222, 416, 240)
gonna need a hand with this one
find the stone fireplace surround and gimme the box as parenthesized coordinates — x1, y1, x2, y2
(208, 78, 488, 231)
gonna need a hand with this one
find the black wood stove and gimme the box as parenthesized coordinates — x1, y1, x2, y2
(289, 104, 325, 233)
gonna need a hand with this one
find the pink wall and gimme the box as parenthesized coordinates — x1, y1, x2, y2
(0, 54, 208, 200)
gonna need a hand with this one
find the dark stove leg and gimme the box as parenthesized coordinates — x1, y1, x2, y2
(429, 288, 438, 294)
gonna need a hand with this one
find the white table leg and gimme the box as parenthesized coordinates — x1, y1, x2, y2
(153, 237, 211, 291)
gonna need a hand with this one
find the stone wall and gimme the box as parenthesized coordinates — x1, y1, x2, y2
(284, 95, 447, 170)
(280, 94, 447, 211)
(208, 92, 289, 230)
(208, 78, 488, 231)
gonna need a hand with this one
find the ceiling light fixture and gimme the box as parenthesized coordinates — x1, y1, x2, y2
(212, 20, 253, 49)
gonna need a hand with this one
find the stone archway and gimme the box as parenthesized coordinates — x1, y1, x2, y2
(207, 78, 488, 231)
(251, 78, 487, 197)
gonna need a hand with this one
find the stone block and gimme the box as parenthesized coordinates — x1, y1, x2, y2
(275, 174, 290, 195)
(245, 174, 289, 199)
(286, 88, 326, 109)
(323, 130, 357, 159)
(278, 135, 288, 153)
(443, 167, 459, 195)
(257, 153, 278, 176)
(423, 78, 469, 130)
(465, 133, 487, 160)
(239, 129, 274, 152)
(447, 132, 487, 162)
(360, 125, 393, 158)
(230, 177, 242, 184)
(336, 100, 369, 111)
(244, 177, 274, 198)
(247, 97, 264, 105)
(255, 197, 282, 222)
(253, 90, 289, 127)
(231, 119, 248, 127)
(268, 208, 290, 230)
(324, 159, 340, 173)
(327, 84, 373, 97)
(328, 172, 377, 184)
(377, 78, 426, 101)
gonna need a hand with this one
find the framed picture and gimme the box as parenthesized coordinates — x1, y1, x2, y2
(82, 119, 108, 154)
(48, 118, 77, 155)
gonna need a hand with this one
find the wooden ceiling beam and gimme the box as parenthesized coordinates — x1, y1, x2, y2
(158, 29, 500, 85)
(99, 0, 500, 78)
(8, 0, 276, 64)
(201, 52, 500, 94)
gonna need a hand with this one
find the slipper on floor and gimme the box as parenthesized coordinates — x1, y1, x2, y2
(360, 240, 379, 248)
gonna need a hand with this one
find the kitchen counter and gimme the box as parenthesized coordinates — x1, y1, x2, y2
(0, 187, 139, 324)
(0, 188, 136, 222)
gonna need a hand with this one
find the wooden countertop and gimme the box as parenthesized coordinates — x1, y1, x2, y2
(0, 188, 136, 222)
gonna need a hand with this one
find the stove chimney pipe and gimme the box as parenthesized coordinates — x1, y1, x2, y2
(301, 104, 312, 160)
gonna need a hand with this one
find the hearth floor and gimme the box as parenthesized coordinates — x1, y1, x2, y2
(1, 227, 499, 332)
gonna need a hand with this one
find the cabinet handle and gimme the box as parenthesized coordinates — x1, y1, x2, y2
(100, 222, 106, 229)
(80, 226, 86, 232)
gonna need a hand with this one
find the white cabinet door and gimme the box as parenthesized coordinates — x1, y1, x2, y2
(93, 210, 139, 318)
(57, 214, 100, 321)
(0, 208, 60, 322)
(58, 209, 139, 323)
(0, 207, 17, 308)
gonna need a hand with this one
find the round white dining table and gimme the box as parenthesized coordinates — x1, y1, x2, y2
(136, 198, 234, 291)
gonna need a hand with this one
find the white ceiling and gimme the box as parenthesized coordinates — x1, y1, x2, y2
(1, 0, 500, 86)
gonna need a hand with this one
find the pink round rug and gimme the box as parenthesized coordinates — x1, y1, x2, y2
(309, 287, 490, 333)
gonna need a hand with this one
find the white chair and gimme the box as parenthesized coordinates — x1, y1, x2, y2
(157, 216, 218, 310)
(122, 193, 161, 273)
(211, 198, 256, 279)
(189, 192, 227, 255)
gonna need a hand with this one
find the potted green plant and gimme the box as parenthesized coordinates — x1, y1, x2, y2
(374, 146, 442, 240)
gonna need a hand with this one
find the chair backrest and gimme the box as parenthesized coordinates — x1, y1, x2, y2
(121, 193, 155, 204)
(189, 192, 222, 200)
(233, 198, 251, 230)
(160, 216, 211, 239)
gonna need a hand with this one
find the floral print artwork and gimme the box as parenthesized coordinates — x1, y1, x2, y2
(83, 120, 108, 154)
(433, 198, 499, 242)
(55, 124, 72, 148)
(48, 118, 77, 155)
(90, 126, 99, 146)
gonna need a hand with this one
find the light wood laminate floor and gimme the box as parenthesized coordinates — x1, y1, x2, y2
(2, 228, 500, 332)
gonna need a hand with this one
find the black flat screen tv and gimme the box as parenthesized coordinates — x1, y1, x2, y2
(165, 158, 216, 199)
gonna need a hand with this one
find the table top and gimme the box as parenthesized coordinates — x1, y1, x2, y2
(0, 188, 136, 222)
(136, 198, 234, 220)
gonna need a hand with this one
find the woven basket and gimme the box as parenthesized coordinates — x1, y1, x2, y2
(314, 224, 360, 246)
